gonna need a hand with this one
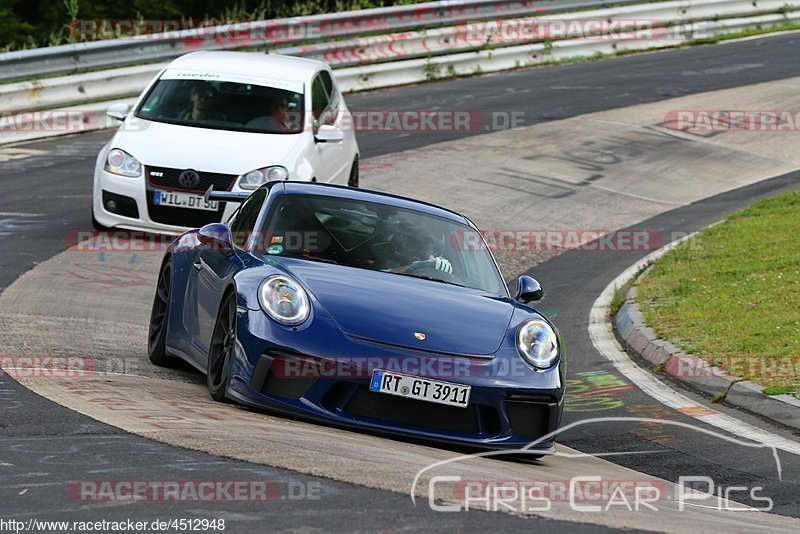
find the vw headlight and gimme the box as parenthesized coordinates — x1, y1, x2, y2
(516, 319, 559, 369)
(258, 275, 310, 325)
(239, 166, 289, 190)
(104, 148, 142, 177)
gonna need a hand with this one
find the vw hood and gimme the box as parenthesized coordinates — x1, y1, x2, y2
(112, 117, 304, 175)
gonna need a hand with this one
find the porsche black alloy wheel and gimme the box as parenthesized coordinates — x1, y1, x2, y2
(148, 260, 172, 366)
(207, 291, 236, 402)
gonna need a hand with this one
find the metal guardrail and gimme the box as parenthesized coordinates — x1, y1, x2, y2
(0, 0, 658, 84)
(278, 0, 797, 67)
(1, 0, 799, 146)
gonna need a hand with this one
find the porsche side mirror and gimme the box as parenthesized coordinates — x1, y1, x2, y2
(106, 103, 130, 122)
(198, 223, 234, 253)
(515, 275, 543, 303)
(314, 124, 344, 143)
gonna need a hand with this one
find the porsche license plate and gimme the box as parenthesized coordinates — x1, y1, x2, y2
(153, 190, 218, 211)
(369, 369, 471, 408)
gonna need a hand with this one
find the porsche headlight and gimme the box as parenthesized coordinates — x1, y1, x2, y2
(239, 166, 289, 190)
(104, 148, 142, 177)
(516, 319, 559, 369)
(258, 275, 310, 325)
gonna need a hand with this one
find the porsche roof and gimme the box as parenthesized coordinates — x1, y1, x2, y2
(278, 182, 470, 226)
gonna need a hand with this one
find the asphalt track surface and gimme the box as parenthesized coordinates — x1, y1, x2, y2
(2, 32, 800, 530)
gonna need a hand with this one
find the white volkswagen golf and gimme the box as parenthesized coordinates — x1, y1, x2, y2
(92, 51, 360, 232)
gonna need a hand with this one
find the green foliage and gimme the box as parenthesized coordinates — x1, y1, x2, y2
(0, 0, 429, 51)
(762, 385, 798, 396)
(64, 0, 80, 21)
(610, 286, 626, 316)
(422, 57, 440, 80)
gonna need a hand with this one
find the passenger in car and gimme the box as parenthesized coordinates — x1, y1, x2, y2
(269, 98, 291, 132)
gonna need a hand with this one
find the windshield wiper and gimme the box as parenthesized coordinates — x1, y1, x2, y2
(393, 272, 467, 288)
(277, 253, 340, 265)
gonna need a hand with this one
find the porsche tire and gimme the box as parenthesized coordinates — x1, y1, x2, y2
(148, 259, 173, 366)
(207, 291, 236, 402)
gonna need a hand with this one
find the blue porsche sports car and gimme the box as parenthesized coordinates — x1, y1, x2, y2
(148, 181, 564, 452)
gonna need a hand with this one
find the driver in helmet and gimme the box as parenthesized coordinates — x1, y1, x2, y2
(387, 232, 452, 274)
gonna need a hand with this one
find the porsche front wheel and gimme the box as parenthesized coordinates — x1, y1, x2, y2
(207, 291, 236, 402)
(148, 260, 172, 366)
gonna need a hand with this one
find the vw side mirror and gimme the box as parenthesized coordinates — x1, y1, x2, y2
(106, 103, 130, 122)
(314, 124, 344, 143)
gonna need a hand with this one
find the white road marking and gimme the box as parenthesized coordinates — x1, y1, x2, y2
(587, 183, 684, 206)
(0, 212, 44, 217)
(555, 450, 671, 458)
(0, 148, 46, 162)
(588, 233, 800, 455)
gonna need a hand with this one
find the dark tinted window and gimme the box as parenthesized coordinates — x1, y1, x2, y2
(229, 189, 267, 248)
(319, 70, 338, 124)
(321, 71, 333, 94)
(257, 194, 506, 294)
(136, 79, 304, 134)
(311, 76, 329, 122)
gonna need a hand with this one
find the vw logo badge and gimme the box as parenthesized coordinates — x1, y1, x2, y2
(178, 169, 201, 189)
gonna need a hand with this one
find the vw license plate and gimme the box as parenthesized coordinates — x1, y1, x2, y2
(369, 369, 471, 408)
(153, 190, 218, 211)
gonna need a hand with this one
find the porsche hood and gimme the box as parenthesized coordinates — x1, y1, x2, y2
(281, 259, 513, 356)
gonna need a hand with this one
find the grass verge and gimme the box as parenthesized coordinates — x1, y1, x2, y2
(636, 190, 800, 395)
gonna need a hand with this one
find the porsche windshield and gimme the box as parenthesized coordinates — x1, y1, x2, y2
(256, 194, 506, 295)
(136, 78, 304, 134)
